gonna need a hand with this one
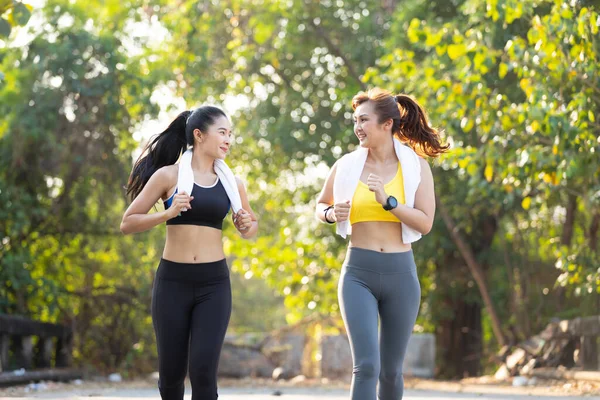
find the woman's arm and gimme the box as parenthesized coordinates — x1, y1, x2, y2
(387, 158, 435, 235)
(120, 167, 189, 234)
(233, 177, 258, 239)
(315, 162, 350, 223)
(316, 161, 337, 223)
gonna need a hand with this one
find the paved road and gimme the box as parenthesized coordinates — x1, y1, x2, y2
(4, 387, 600, 400)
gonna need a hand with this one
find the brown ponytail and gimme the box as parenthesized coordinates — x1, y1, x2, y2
(352, 88, 449, 158)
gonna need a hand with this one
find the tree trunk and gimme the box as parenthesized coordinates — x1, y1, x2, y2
(436, 285, 482, 378)
(436, 196, 507, 347)
(589, 212, 599, 251)
(561, 194, 577, 246)
(554, 194, 578, 313)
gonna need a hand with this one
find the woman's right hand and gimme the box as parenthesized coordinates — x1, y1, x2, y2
(333, 200, 351, 223)
(167, 192, 194, 219)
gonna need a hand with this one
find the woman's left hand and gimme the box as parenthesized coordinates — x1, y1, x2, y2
(367, 174, 388, 206)
(233, 209, 253, 233)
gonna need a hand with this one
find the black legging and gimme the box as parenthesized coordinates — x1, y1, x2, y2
(151, 258, 231, 400)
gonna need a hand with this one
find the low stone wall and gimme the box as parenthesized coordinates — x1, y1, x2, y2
(218, 332, 435, 380)
(218, 342, 275, 378)
(321, 333, 436, 379)
(321, 334, 351, 379)
(218, 334, 274, 378)
(402, 334, 436, 378)
(262, 334, 305, 379)
(218, 333, 305, 378)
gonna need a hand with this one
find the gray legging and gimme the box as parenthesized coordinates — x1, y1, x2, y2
(339, 247, 421, 400)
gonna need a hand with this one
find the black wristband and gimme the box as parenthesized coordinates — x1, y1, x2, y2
(324, 205, 335, 224)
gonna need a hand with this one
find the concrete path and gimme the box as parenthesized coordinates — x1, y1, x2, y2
(3, 387, 600, 400)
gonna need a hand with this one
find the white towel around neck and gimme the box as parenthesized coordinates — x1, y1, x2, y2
(333, 138, 423, 243)
(177, 149, 242, 214)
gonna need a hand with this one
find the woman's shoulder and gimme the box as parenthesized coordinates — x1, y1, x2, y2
(154, 164, 179, 183)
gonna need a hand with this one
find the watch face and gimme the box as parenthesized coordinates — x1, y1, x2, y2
(388, 196, 398, 208)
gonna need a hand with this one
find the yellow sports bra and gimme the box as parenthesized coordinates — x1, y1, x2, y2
(349, 163, 405, 225)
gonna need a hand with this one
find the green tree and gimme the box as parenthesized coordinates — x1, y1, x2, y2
(366, 0, 599, 375)
(139, 0, 404, 331)
(0, 1, 32, 83)
(0, 0, 165, 372)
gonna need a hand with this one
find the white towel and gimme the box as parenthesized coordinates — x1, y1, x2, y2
(177, 149, 242, 214)
(333, 138, 423, 243)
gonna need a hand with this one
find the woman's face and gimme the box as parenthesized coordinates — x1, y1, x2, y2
(353, 101, 391, 148)
(195, 115, 232, 159)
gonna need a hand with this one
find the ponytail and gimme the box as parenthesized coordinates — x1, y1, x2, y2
(126, 111, 191, 200)
(394, 94, 449, 158)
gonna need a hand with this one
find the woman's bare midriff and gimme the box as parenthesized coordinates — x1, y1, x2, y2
(163, 225, 226, 263)
(349, 222, 412, 253)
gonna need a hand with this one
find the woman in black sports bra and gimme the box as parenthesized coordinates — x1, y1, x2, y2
(120, 106, 258, 400)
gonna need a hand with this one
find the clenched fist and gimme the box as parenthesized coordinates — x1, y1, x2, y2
(333, 200, 351, 223)
(233, 208, 253, 233)
(366, 174, 388, 205)
(167, 192, 193, 219)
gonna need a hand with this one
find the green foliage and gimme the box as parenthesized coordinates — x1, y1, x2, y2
(145, 0, 397, 325)
(0, 0, 163, 372)
(0, 1, 32, 38)
(0, 1, 33, 83)
(229, 269, 287, 333)
(365, 0, 599, 370)
(1, 0, 598, 377)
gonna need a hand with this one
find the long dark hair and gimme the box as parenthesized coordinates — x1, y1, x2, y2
(126, 106, 228, 200)
(352, 88, 449, 157)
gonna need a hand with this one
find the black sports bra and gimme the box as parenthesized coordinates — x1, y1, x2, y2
(164, 179, 231, 230)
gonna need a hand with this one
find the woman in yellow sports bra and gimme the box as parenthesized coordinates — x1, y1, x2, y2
(315, 88, 448, 400)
